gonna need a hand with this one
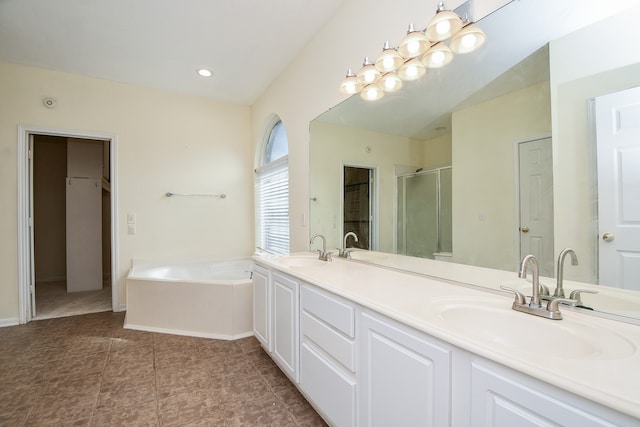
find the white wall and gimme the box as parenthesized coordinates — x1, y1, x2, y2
(0, 62, 252, 320)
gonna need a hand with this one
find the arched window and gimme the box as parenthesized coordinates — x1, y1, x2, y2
(255, 119, 289, 253)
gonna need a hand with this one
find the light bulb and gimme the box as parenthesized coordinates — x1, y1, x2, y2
(407, 41, 420, 54)
(462, 33, 476, 48)
(436, 20, 451, 35)
(384, 79, 397, 90)
(360, 85, 384, 101)
(383, 57, 395, 69)
(364, 70, 377, 83)
(431, 51, 445, 65)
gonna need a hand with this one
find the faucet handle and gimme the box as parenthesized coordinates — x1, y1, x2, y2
(546, 297, 578, 314)
(500, 285, 526, 305)
(568, 289, 598, 307)
(539, 282, 550, 296)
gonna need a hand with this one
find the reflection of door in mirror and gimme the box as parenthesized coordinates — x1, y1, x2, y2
(595, 86, 640, 291)
(397, 167, 452, 259)
(518, 138, 554, 276)
(343, 166, 372, 250)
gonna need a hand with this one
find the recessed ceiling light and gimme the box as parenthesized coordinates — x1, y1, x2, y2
(197, 68, 213, 77)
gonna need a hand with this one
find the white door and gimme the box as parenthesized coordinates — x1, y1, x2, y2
(66, 177, 102, 292)
(595, 86, 640, 290)
(518, 138, 554, 277)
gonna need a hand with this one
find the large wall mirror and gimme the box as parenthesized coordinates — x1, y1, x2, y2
(309, 0, 640, 320)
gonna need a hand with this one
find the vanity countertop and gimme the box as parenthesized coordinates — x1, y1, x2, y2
(253, 251, 640, 419)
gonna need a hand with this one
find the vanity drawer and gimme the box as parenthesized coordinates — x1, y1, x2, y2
(302, 311, 356, 372)
(301, 285, 355, 338)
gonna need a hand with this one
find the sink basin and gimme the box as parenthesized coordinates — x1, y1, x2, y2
(277, 255, 329, 268)
(427, 296, 636, 360)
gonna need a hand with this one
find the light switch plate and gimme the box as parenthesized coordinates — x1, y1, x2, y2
(127, 213, 136, 224)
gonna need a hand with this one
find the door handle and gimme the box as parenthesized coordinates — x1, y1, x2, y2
(602, 232, 615, 242)
(520, 226, 529, 233)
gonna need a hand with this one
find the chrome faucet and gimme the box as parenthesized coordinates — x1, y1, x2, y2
(310, 233, 332, 262)
(518, 254, 542, 308)
(501, 254, 576, 320)
(338, 232, 358, 258)
(553, 248, 578, 298)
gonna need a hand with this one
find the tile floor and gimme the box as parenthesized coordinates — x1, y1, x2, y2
(0, 312, 327, 426)
(34, 281, 112, 320)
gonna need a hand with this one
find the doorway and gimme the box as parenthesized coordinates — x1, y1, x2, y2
(343, 166, 375, 250)
(517, 137, 554, 277)
(18, 127, 118, 324)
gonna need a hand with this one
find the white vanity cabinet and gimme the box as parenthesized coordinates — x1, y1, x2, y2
(271, 272, 300, 383)
(299, 284, 357, 427)
(359, 310, 453, 427)
(252, 264, 300, 383)
(252, 256, 640, 426)
(252, 264, 271, 351)
(469, 358, 640, 427)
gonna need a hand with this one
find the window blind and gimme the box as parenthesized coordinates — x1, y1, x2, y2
(256, 157, 289, 254)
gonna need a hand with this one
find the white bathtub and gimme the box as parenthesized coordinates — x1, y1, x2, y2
(124, 259, 253, 340)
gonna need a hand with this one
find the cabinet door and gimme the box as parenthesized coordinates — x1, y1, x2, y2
(272, 272, 300, 383)
(301, 342, 356, 427)
(471, 359, 638, 427)
(252, 264, 270, 351)
(360, 311, 452, 427)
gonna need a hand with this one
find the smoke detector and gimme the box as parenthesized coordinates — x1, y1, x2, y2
(42, 97, 57, 109)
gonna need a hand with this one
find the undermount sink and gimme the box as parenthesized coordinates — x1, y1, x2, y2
(427, 296, 636, 360)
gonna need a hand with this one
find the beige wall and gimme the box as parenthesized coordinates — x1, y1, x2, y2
(309, 121, 425, 252)
(424, 133, 452, 170)
(0, 62, 252, 320)
(550, 8, 640, 284)
(452, 81, 551, 271)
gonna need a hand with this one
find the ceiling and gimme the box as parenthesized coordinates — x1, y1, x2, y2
(0, 0, 347, 105)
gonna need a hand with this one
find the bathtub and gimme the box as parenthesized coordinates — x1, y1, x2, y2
(124, 259, 253, 340)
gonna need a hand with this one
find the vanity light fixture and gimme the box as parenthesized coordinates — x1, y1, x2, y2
(398, 58, 426, 81)
(375, 41, 404, 73)
(356, 57, 381, 85)
(422, 42, 454, 68)
(450, 19, 486, 54)
(378, 72, 403, 93)
(425, 2, 464, 42)
(398, 23, 431, 59)
(197, 68, 213, 77)
(339, 68, 363, 95)
(339, 1, 485, 101)
(360, 84, 385, 101)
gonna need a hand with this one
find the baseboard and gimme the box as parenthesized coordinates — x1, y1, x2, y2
(0, 318, 20, 328)
(123, 321, 253, 341)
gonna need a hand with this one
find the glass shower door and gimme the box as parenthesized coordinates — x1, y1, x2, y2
(403, 171, 439, 258)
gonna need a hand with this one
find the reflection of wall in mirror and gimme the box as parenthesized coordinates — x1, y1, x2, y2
(551, 7, 640, 286)
(309, 121, 449, 252)
(452, 81, 551, 273)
